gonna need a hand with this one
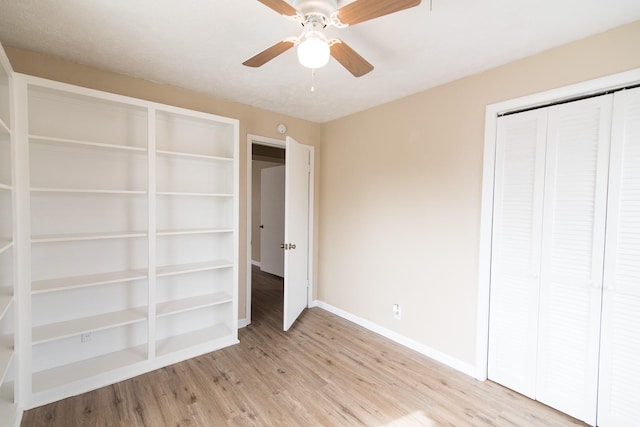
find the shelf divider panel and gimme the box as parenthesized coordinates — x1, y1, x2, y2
(156, 292, 233, 318)
(32, 345, 147, 393)
(31, 231, 147, 243)
(32, 270, 147, 294)
(29, 134, 147, 153)
(32, 308, 147, 344)
(156, 324, 232, 357)
(156, 260, 233, 278)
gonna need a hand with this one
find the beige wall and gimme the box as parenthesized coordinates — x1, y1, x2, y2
(4, 46, 322, 320)
(319, 20, 640, 366)
(6, 19, 640, 368)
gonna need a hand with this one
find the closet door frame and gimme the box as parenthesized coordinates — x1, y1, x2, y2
(475, 67, 640, 381)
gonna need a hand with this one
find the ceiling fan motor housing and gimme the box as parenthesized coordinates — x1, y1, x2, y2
(292, 0, 338, 21)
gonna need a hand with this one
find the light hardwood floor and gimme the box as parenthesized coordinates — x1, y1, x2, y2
(22, 267, 586, 426)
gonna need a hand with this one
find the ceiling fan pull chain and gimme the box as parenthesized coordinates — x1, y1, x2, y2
(311, 68, 316, 92)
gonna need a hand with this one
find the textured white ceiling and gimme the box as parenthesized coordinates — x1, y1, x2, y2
(0, 0, 639, 123)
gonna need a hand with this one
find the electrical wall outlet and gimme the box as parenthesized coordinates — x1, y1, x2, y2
(392, 304, 402, 320)
(81, 332, 93, 343)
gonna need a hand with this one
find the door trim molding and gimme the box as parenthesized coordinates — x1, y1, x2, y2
(475, 68, 640, 381)
(245, 134, 285, 327)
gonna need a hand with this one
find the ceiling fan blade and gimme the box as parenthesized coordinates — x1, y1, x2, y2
(337, 0, 421, 26)
(243, 41, 295, 68)
(330, 41, 374, 77)
(256, 0, 298, 16)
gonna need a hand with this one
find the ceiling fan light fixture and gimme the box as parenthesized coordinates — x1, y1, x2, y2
(297, 31, 330, 69)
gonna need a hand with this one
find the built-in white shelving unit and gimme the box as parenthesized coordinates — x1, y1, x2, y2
(12, 75, 239, 410)
(0, 41, 239, 418)
(0, 42, 17, 426)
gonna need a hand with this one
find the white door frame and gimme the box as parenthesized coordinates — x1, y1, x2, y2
(245, 134, 315, 326)
(475, 68, 640, 381)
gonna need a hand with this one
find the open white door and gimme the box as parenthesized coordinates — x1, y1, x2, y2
(260, 165, 285, 277)
(283, 136, 312, 331)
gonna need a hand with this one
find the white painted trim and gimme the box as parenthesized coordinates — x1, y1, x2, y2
(314, 300, 477, 378)
(238, 318, 250, 328)
(246, 134, 285, 327)
(476, 67, 640, 381)
(13, 75, 33, 408)
(306, 145, 315, 308)
(475, 106, 499, 381)
(251, 260, 261, 267)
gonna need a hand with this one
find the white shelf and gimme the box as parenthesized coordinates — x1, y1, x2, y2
(156, 324, 232, 357)
(157, 191, 233, 197)
(0, 118, 8, 135)
(156, 149, 232, 162)
(0, 183, 11, 191)
(29, 134, 147, 153)
(0, 240, 11, 255)
(31, 231, 147, 243)
(0, 381, 16, 425)
(31, 187, 146, 195)
(32, 345, 147, 393)
(32, 270, 147, 294)
(0, 295, 12, 320)
(0, 337, 13, 385)
(157, 260, 233, 278)
(32, 308, 147, 344)
(157, 228, 233, 236)
(157, 292, 232, 318)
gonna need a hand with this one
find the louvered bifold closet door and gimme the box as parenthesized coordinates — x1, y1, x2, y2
(598, 87, 640, 427)
(536, 95, 613, 425)
(488, 109, 547, 398)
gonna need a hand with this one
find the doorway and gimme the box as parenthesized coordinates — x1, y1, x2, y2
(245, 134, 315, 330)
(250, 139, 285, 326)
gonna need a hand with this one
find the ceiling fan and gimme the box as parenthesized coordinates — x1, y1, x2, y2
(243, 0, 422, 77)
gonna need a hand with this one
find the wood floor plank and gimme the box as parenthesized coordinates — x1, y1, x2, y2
(21, 267, 586, 426)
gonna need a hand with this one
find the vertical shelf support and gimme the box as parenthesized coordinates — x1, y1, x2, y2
(147, 108, 157, 361)
(12, 76, 32, 407)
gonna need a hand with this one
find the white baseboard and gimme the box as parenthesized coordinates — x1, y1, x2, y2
(312, 300, 477, 378)
(238, 318, 250, 328)
(251, 260, 261, 267)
